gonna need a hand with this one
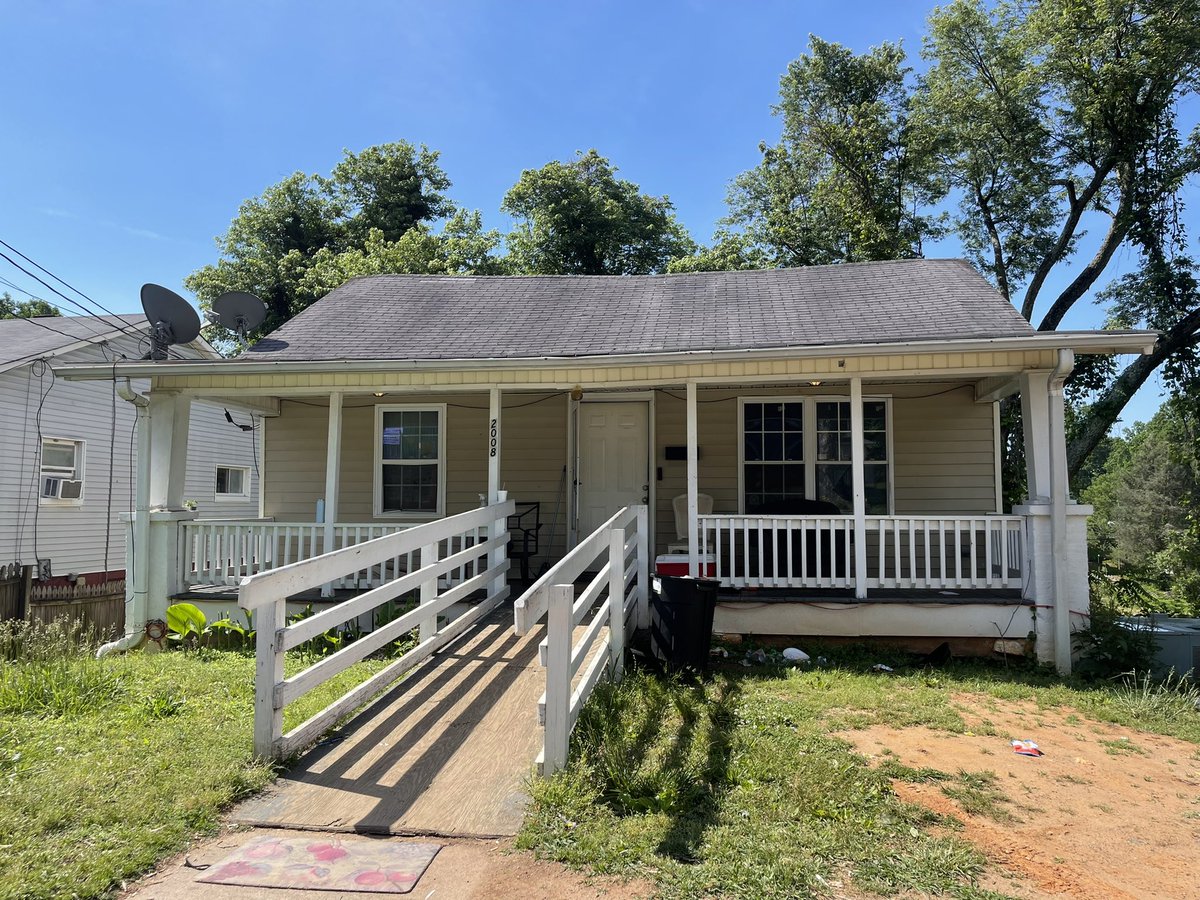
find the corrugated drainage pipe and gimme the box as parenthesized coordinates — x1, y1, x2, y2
(97, 380, 152, 658)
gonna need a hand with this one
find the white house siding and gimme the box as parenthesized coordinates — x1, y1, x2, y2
(183, 400, 261, 519)
(0, 335, 259, 577)
(261, 393, 571, 571)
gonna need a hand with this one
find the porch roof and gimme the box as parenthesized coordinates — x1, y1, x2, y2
(236, 259, 1034, 362)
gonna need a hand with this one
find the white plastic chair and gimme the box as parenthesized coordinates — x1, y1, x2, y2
(667, 493, 713, 553)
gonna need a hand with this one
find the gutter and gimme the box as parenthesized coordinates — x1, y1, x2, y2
(97, 380, 153, 658)
(51, 331, 1158, 382)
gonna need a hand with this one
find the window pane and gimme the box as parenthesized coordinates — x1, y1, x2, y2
(784, 403, 803, 430)
(784, 433, 803, 461)
(743, 403, 762, 431)
(839, 434, 851, 461)
(816, 403, 839, 431)
(382, 409, 439, 462)
(863, 401, 886, 431)
(42, 443, 75, 470)
(817, 433, 837, 461)
(816, 464, 852, 513)
(227, 468, 244, 494)
(382, 463, 439, 512)
(744, 464, 764, 493)
(864, 433, 887, 461)
(744, 432, 762, 462)
(865, 464, 888, 514)
(216, 468, 228, 494)
(763, 403, 783, 432)
(763, 433, 782, 461)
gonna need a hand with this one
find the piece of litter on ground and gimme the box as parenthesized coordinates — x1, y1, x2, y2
(782, 647, 809, 662)
(871, 663, 894, 673)
(1012, 739, 1044, 757)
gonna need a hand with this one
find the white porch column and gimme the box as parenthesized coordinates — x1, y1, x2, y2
(145, 392, 194, 628)
(1048, 352, 1073, 674)
(147, 392, 191, 509)
(849, 378, 868, 600)
(488, 387, 506, 598)
(1019, 371, 1052, 502)
(321, 392, 343, 598)
(686, 381, 699, 577)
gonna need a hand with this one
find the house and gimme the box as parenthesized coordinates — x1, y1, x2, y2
(2, 314, 260, 630)
(55, 261, 1155, 672)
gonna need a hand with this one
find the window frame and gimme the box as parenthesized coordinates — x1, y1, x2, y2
(39, 436, 85, 507)
(373, 403, 447, 519)
(736, 395, 893, 515)
(214, 464, 251, 501)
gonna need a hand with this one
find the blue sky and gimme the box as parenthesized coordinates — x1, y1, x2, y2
(2, 0, 1193, 426)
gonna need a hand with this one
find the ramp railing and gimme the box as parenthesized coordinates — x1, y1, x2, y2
(239, 500, 514, 759)
(514, 504, 649, 775)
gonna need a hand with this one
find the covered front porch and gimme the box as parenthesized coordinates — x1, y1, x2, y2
(57, 330, 1150, 674)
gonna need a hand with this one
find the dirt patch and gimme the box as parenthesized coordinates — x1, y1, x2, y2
(120, 827, 651, 900)
(837, 693, 1200, 900)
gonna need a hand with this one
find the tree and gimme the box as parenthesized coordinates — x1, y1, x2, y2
(502, 150, 695, 275)
(300, 210, 505, 298)
(186, 141, 454, 345)
(919, 0, 1200, 477)
(715, 1, 1200, 480)
(720, 36, 944, 267)
(0, 292, 59, 318)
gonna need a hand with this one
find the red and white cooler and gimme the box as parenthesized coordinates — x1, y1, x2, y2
(654, 553, 716, 578)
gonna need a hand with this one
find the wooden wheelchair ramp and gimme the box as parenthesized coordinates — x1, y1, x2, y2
(231, 606, 545, 838)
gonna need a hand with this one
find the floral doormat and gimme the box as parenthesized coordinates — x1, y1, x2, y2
(197, 834, 442, 893)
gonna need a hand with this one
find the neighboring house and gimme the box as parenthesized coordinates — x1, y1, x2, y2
(1, 314, 260, 592)
(57, 261, 1155, 671)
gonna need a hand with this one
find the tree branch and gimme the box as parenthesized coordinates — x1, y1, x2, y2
(1020, 160, 1115, 321)
(1067, 307, 1200, 476)
(1037, 185, 1133, 331)
(975, 182, 1011, 301)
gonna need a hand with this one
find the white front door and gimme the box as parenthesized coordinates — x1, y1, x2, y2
(576, 401, 649, 537)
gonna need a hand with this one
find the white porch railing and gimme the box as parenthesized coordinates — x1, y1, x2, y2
(700, 514, 1025, 592)
(180, 520, 422, 590)
(239, 500, 514, 759)
(514, 505, 649, 776)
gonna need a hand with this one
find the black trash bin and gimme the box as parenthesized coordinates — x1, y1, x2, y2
(650, 575, 720, 672)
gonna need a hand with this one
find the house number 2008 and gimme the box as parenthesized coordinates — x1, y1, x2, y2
(489, 419, 498, 457)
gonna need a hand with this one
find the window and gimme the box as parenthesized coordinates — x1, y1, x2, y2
(215, 465, 250, 498)
(375, 405, 445, 516)
(740, 398, 890, 515)
(40, 438, 84, 504)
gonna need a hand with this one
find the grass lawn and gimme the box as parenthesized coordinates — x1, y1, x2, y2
(0, 620, 390, 900)
(517, 645, 1200, 899)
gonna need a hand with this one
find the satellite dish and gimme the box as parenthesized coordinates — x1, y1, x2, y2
(211, 291, 267, 338)
(140, 284, 201, 360)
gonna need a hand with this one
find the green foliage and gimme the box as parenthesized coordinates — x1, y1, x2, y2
(502, 149, 695, 275)
(185, 141, 459, 347)
(165, 603, 256, 651)
(1074, 586, 1159, 680)
(726, 37, 944, 267)
(0, 291, 59, 319)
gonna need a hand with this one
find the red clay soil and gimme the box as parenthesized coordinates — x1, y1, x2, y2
(837, 693, 1200, 900)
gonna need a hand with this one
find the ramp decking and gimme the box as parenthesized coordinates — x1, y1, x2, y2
(232, 606, 546, 838)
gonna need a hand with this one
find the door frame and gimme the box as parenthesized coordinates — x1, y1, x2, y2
(566, 391, 656, 554)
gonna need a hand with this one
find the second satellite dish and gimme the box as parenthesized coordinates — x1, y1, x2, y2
(210, 291, 267, 338)
(140, 283, 201, 360)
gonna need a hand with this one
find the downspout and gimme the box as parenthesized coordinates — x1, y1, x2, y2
(97, 380, 152, 658)
(1048, 349, 1074, 674)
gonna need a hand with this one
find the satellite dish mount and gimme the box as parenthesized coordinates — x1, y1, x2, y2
(140, 284, 201, 361)
(207, 291, 267, 342)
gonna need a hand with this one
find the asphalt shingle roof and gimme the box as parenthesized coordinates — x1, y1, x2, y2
(0, 314, 149, 371)
(239, 259, 1034, 362)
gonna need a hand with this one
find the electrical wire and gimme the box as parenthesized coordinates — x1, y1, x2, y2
(0, 240, 187, 358)
(0, 238, 149, 340)
(280, 391, 566, 411)
(30, 360, 56, 571)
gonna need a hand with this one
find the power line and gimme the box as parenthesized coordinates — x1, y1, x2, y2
(0, 273, 113, 341)
(0, 245, 187, 359)
(0, 238, 148, 339)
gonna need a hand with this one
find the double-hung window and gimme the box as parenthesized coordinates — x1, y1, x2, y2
(375, 405, 445, 516)
(40, 438, 84, 504)
(740, 398, 890, 514)
(215, 465, 250, 498)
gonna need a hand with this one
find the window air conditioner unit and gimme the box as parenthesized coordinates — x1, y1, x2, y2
(41, 477, 83, 500)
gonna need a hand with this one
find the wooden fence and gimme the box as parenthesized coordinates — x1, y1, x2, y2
(0, 565, 125, 639)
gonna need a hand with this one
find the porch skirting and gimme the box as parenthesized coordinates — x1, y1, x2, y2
(713, 597, 1033, 642)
